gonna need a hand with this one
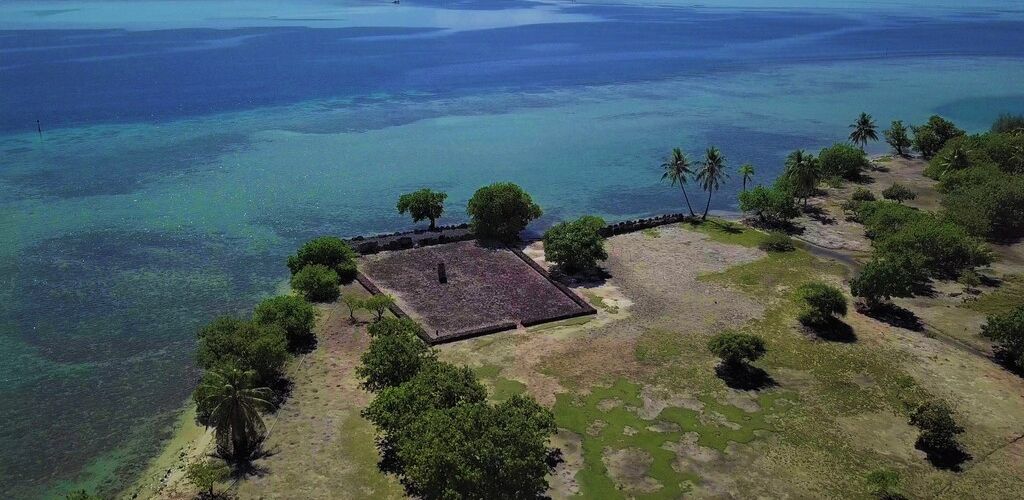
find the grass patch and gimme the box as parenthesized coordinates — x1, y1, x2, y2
(552, 378, 788, 499)
(527, 315, 593, 332)
(584, 291, 619, 314)
(963, 274, 1024, 315)
(642, 228, 661, 239)
(634, 328, 683, 365)
(681, 218, 766, 248)
(474, 363, 529, 402)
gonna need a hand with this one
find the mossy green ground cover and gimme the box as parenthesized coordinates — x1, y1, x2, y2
(475, 363, 528, 402)
(964, 274, 1024, 315)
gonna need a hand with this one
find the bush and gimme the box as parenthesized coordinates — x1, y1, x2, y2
(992, 113, 1024, 134)
(758, 231, 794, 252)
(368, 317, 426, 338)
(865, 468, 905, 500)
(909, 399, 964, 455)
(397, 188, 447, 230)
(185, 459, 229, 497)
(940, 166, 1024, 239)
(286, 236, 358, 282)
(290, 264, 340, 302)
(981, 306, 1024, 372)
(796, 282, 848, 326)
(849, 255, 924, 307)
(357, 325, 436, 392)
(342, 294, 364, 321)
(707, 331, 766, 368)
(881, 183, 916, 204)
(912, 115, 965, 158)
(874, 216, 990, 278)
(196, 316, 288, 384)
(819, 143, 870, 180)
(253, 295, 317, 349)
(543, 215, 608, 273)
(884, 120, 912, 157)
(64, 491, 102, 500)
(851, 188, 876, 202)
(466, 182, 543, 241)
(364, 294, 396, 321)
(855, 201, 923, 238)
(738, 185, 799, 225)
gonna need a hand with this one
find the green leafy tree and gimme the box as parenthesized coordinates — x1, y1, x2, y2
(738, 185, 799, 225)
(543, 215, 608, 273)
(363, 361, 487, 435)
(850, 112, 879, 151)
(342, 294, 365, 321)
(695, 146, 729, 220)
(357, 325, 436, 392)
(758, 231, 795, 252)
(737, 163, 754, 192)
(707, 331, 766, 370)
(185, 459, 230, 497)
(196, 317, 288, 385)
(865, 469, 905, 500)
(849, 255, 923, 308)
(796, 282, 848, 326)
(992, 113, 1024, 134)
(194, 367, 273, 461)
(661, 147, 696, 216)
(390, 395, 557, 499)
(397, 189, 447, 230)
(368, 317, 426, 337)
(819, 143, 870, 180)
(782, 149, 820, 207)
(981, 306, 1024, 372)
(881, 183, 917, 204)
(364, 294, 396, 321)
(290, 264, 340, 302)
(286, 236, 358, 282)
(913, 115, 965, 158)
(466, 182, 543, 242)
(253, 295, 317, 350)
(64, 491, 102, 500)
(936, 144, 971, 176)
(884, 120, 912, 157)
(909, 399, 965, 455)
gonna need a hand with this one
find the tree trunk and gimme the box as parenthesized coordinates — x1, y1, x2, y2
(429, 218, 436, 231)
(680, 184, 695, 217)
(742, 178, 747, 192)
(702, 191, 712, 220)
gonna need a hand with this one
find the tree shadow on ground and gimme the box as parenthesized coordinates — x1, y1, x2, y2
(230, 455, 273, 480)
(266, 377, 295, 412)
(715, 363, 777, 391)
(551, 265, 612, 288)
(801, 204, 836, 225)
(917, 442, 972, 472)
(742, 216, 804, 235)
(804, 318, 857, 343)
(288, 334, 318, 355)
(856, 302, 924, 331)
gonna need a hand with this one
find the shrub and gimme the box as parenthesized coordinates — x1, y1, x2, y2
(941, 167, 1024, 239)
(286, 236, 358, 282)
(850, 255, 924, 307)
(738, 185, 799, 225)
(707, 331, 766, 369)
(368, 317, 426, 338)
(543, 215, 608, 273)
(884, 120, 912, 157)
(865, 469, 905, 500)
(466, 182, 543, 241)
(290, 264, 340, 302)
(881, 183, 916, 204)
(364, 294, 396, 321)
(874, 216, 990, 278)
(185, 459, 229, 497)
(909, 399, 964, 454)
(758, 231, 795, 252)
(855, 201, 923, 238)
(819, 143, 870, 180)
(851, 188, 876, 202)
(397, 188, 447, 230)
(796, 282, 848, 326)
(357, 325, 436, 392)
(64, 491, 102, 500)
(992, 113, 1024, 134)
(980, 306, 1024, 372)
(912, 115, 965, 158)
(196, 317, 288, 384)
(253, 295, 317, 349)
(342, 293, 364, 321)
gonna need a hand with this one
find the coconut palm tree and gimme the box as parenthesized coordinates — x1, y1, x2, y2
(196, 367, 273, 462)
(850, 112, 879, 151)
(695, 146, 729, 220)
(661, 147, 696, 217)
(938, 144, 971, 175)
(738, 164, 755, 192)
(784, 149, 819, 208)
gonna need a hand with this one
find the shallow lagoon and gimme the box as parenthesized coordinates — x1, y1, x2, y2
(2, 0, 1024, 497)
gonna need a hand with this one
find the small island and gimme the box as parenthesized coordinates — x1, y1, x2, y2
(122, 113, 1024, 500)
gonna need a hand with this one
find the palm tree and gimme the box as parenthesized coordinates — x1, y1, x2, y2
(695, 146, 729, 220)
(661, 147, 696, 217)
(938, 145, 970, 175)
(850, 112, 879, 151)
(196, 367, 273, 462)
(784, 149, 819, 208)
(738, 164, 755, 192)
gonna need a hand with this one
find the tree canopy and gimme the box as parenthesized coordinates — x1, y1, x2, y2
(290, 264, 340, 302)
(708, 331, 766, 368)
(466, 183, 543, 242)
(253, 295, 317, 350)
(819, 143, 870, 180)
(286, 236, 358, 282)
(397, 189, 447, 230)
(884, 120, 912, 157)
(194, 367, 273, 461)
(196, 316, 289, 385)
(543, 215, 608, 273)
(738, 185, 799, 225)
(796, 282, 848, 327)
(849, 112, 879, 151)
(357, 323, 436, 392)
(981, 306, 1024, 372)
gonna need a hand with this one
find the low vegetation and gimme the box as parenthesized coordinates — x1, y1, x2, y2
(980, 305, 1024, 372)
(881, 183, 916, 204)
(758, 231, 795, 252)
(796, 282, 848, 327)
(819, 142, 870, 180)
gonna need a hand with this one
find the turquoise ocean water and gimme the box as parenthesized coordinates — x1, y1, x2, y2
(2, 0, 1024, 497)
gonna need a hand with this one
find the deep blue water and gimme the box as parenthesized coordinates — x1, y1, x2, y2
(2, 0, 1024, 497)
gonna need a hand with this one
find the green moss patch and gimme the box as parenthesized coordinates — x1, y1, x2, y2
(963, 274, 1024, 315)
